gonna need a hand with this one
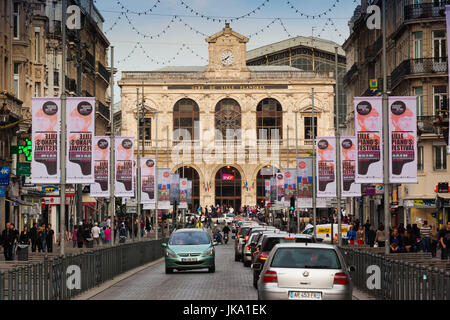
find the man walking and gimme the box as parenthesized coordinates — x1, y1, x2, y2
(1, 223, 14, 261)
(46, 224, 54, 253)
(439, 221, 450, 260)
(30, 223, 38, 252)
(10, 224, 19, 260)
(420, 220, 432, 253)
(91, 222, 101, 246)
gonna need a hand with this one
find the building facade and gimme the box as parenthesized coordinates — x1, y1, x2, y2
(343, 0, 449, 228)
(119, 24, 336, 210)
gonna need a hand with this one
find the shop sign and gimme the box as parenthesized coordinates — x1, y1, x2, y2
(404, 199, 435, 208)
(0, 167, 10, 186)
(0, 187, 5, 197)
(17, 162, 31, 176)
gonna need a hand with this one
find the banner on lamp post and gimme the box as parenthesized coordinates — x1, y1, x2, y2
(179, 178, 188, 209)
(170, 173, 180, 205)
(284, 169, 297, 207)
(187, 180, 192, 205)
(157, 168, 171, 209)
(114, 137, 134, 197)
(296, 157, 313, 208)
(140, 158, 156, 204)
(66, 97, 95, 183)
(264, 180, 271, 206)
(354, 97, 383, 183)
(389, 97, 417, 183)
(340, 136, 361, 197)
(31, 98, 60, 184)
(316, 137, 336, 197)
(275, 172, 285, 205)
(90, 137, 110, 197)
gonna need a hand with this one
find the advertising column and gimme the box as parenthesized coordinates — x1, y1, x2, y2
(90, 137, 110, 197)
(31, 98, 60, 184)
(316, 137, 337, 197)
(114, 137, 134, 197)
(388, 97, 417, 183)
(354, 97, 383, 183)
(66, 97, 95, 183)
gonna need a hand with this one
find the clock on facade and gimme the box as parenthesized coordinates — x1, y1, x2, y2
(220, 50, 234, 66)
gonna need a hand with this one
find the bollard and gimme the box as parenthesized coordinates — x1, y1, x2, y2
(0, 270, 4, 300)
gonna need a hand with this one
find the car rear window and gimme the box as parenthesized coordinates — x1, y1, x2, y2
(262, 237, 313, 252)
(271, 248, 341, 269)
(169, 231, 211, 245)
(240, 227, 251, 236)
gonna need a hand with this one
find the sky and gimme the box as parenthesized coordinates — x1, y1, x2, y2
(93, 0, 361, 101)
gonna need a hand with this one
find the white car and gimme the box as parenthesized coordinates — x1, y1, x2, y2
(218, 213, 236, 224)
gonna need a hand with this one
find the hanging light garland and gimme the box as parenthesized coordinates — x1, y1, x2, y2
(123, 12, 176, 39)
(115, 0, 161, 16)
(104, 12, 124, 35)
(176, 16, 208, 37)
(317, 18, 345, 40)
(285, 0, 341, 19)
(278, 18, 293, 38)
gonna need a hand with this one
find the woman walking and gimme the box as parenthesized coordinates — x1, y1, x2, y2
(356, 225, 365, 245)
(375, 224, 386, 247)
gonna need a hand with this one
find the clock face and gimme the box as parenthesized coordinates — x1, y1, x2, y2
(220, 50, 234, 66)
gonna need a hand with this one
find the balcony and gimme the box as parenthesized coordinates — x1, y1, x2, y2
(85, 51, 95, 69)
(364, 36, 382, 61)
(391, 58, 448, 89)
(343, 63, 358, 85)
(65, 76, 76, 93)
(97, 101, 110, 121)
(97, 61, 110, 82)
(404, 2, 448, 21)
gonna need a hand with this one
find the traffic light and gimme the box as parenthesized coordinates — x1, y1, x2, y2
(290, 196, 295, 211)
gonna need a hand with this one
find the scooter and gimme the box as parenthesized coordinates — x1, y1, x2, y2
(213, 233, 223, 244)
(223, 232, 229, 244)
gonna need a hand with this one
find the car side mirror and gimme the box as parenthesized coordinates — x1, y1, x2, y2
(161, 243, 167, 247)
(348, 265, 356, 272)
(253, 263, 262, 270)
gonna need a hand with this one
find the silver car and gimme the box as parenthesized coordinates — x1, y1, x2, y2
(256, 243, 354, 300)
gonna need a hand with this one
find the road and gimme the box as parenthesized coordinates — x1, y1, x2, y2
(90, 240, 258, 300)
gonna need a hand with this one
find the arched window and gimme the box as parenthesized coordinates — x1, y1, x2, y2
(215, 98, 241, 140)
(173, 99, 199, 140)
(257, 98, 282, 140)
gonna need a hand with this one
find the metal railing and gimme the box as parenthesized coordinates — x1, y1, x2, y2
(97, 61, 110, 82)
(0, 239, 166, 300)
(97, 101, 110, 121)
(404, 2, 448, 21)
(391, 58, 448, 89)
(339, 246, 450, 300)
(85, 51, 95, 69)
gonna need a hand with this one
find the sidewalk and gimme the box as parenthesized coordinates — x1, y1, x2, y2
(352, 288, 377, 300)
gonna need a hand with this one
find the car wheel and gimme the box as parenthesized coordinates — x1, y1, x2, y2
(165, 266, 173, 274)
(208, 266, 215, 273)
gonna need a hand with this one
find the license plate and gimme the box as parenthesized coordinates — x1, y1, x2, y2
(289, 291, 322, 300)
(181, 258, 197, 262)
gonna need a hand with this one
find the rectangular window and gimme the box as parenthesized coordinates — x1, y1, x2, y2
(434, 145, 447, 171)
(13, 63, 19, 97)
(35, 31, 40, 62)
(53, 71, 59, 87)
(34, 82, 41, 97)
(414, 32, 423, 59)
(433, 30, 446, 60)
(433, 85, 448, 115)
(304, 117, 317, 140)
(13, 3, 19, 39)
(417, 146, 423, 171)
(414, 87, 423, 117)
(139, 118, 151, 141)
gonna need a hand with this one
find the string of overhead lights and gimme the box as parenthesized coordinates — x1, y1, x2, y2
(317, 18, 345, 40)
(286, 0, 341, 19)
(123, 12, 176, 39)
(179, 0, 271, 23)
(278, 18, 293, 38)
(176, 16, 208, 37)
(116, 42, 140, 65)
(115, 0, 161, 15)
(104, 12, 124, 35)
(247, 18, 278, 39)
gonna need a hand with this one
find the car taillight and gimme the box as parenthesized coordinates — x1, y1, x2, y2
(245, 235, 249, 241)
(246, 245, 250, 250)
(263, 270, 278, 283)
(333, 272, 349, 285)
(259, 252, 269, 261)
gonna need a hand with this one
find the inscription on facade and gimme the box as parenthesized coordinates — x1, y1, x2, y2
(167, 84, 289, 90)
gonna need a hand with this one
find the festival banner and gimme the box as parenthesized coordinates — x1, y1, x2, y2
(297, 157, 313, 208)
(316, 137, 336, 197)
(90, 137, 110, 197)
(66, 97, 95, 183)
(170, 173, 180, 204)
(179, 178, 188, 209)
(264, 180, 271, 205)
(157, 168, 171, 209)
(354, 97, 383, 183)
(276, 172, 285, 205)
(447, 5, 450, 153)
(31, 98, 60, 184)
(270, 176, 277, 204)
(284, 169, 297, 206)
(340, 136, 361, 197)
(389, 97, 417, 183)
(187, 180, 192, 205)
(140, 158, 156, 204)
(114, 137, 134, 197)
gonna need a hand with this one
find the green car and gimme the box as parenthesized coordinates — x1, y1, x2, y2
(162, 228, 218, 274)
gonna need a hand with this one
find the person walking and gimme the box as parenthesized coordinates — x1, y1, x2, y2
(41, 224, 47, 253)
(420, 220, 432, 253)
(46, 224, 54, 253)
(375, 224, 386, 247)
(105, 226, 111, 244)
(431, 226, 439, 258)
(30, 223, 38, 252)
(10, 224, 19, 260)
(196, 220, 203, 229)
(347, 226, 357, 245)
(76, 224, 84, 248)
(71, 226, 78, 248)
(19, 226, 30, 245)
(91, 223, 101, 247)
(367, 226, 376, 247)
(1, 223, 14, 261)
(356, 225, 365, 245)
(119, 223, 128, 243)
(439, 221, 450, 260)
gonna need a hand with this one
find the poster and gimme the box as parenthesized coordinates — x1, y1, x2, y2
(316, 137, 336, 197)
(276, 172, 285, 205)
(114, 137, 134, 197)
(187, 180, 192, 205)
(90, 137, 110, 197)
(179, 178, 188, 209)
(157, 168, 171, 209)
(270, 176, 276, 204)
(297, 157, 313, 208)
(141, 158, 156, 204)
(264, 179, 271, 205)
(31, 98, 60, 184)
(66, 97, 95, 183)
(354, 97, 383, 183)
(389, 97, 417, 183)
(340, 136, 361, 197)
(170, 173, 180, 205)
(284, 169, 297, 206)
